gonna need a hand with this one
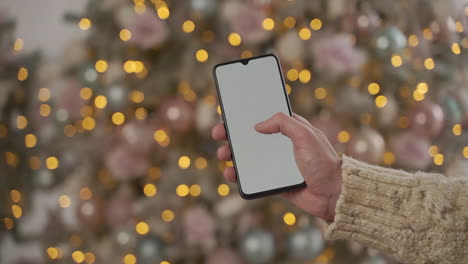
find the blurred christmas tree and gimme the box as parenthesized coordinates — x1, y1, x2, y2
(1, 0, 468, 263)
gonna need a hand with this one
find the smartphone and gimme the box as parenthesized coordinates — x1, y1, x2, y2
(213, 54, 306, 199)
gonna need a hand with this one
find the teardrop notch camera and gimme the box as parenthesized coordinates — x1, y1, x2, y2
(241, 59, 249, 65)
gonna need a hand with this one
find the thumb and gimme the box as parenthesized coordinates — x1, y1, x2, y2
(255, 112, 309, 142)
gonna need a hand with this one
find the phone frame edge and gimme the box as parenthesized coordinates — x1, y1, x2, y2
(212, 53, 307, 200)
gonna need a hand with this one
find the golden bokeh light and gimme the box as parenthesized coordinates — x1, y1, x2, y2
(451, 43, 461, 55)
(10, 189, 21, 203)
(337, 130, 350, 143)
(434, 153, 444, 165)
(80, 87, 93, 100)
(383, 152, 395, 165)
(94, 95, 108, 109)
(218, 184, 230, 196)
(367, 82, 380, 95)
(375, 95, 387, 108)
(84, 252, 95, 264)
(38, 87, 51, 101)
(25, 133, 37, 148)
(120, 29, 132, 41)
(178, 156, 191, 169)
(82, 117, 96, 131)
(182, 20, 195, 33)
(314, 87, 327, 100)
(283, 16, 296, 28)
(135, 107, 148, 120)
(408, 35, 419, 47)
(95, 60, 108, 73)
(416, 82, 428, 94)
(283, 212, 296, 225)
(195, 49, 208, 62)
(228, 32, 242, 46)
(161, 209, 175, 222)
(176, 184, 189, 197)
(79, 187, 93, 200)
(157, 6, 170, 19)
(12, 205, 22, 218)
(413, 90, 425, 101)
(4, 217, 14, 230)
(144, 184, 157, 197)
(58, 195, 71, 208)
(72, 251, 85, 263)
(452, 124, 462, 136)
(78, 18, 92, 30)
(136, 221, 150, 235)
(18, 67, 28, 81)
(287, 69, 299, 81)
(112, 112, 125, 125)
(463, 146, 468, 158)
(124, 254, 137, 264)
(424, 58, 435, 70)
(46, 156, 59, 170)
(40, 104, 51, 117)
(391, 54, 403, 67)
(241, 50, 253, 59)
(47, 247, 59, 260)
(17, 115, 28, 129)
(195, 157, 208, 169)
(189, 184, 201, 196)
(310, 18, 322, 30)
(262, 18, 275, 30)
(298, 27, 311, 40)
(13, 38, 23, 52)
(298, 69, 311, 83)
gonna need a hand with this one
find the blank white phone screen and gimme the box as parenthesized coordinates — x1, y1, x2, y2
(214, 55, 304, 196)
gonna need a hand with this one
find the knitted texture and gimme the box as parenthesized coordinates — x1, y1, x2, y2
(325, 156, 468, 264)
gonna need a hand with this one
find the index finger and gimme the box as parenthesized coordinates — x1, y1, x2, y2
(212, 123, 227, 140)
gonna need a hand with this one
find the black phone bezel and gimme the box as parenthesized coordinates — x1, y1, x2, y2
(212, 53, 307, 200)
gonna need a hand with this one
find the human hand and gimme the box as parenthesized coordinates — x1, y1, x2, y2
(212, 112, 342, 221)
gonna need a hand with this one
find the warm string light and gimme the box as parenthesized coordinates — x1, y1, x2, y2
(17, 67, 28, 81)
(298, 27, 311, 40)
(78, 18, 92, 30)
(367, 83, 380, 95)
(143, 183, 157, 197)
(283, 212, 296, 225)
(13, 38, 24, 52)
(178, 155, 191, 169)
(195, 157, 207, 169)
(161, 209, 175, 222)
(262, 18, 275, 31)
(176, 184, 189, 196)
(195, 49, 208, 62)
(228, 32, 242, 46)
(120, 29, 132, 41)
(135, 221, 150, 235)
(310, 18, 322, 31)
(337, 130, 350, 143)
(182, 20, 195, 33)
(217, 184, 230, 196)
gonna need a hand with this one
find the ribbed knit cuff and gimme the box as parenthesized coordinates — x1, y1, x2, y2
(325, 155, 423, 257)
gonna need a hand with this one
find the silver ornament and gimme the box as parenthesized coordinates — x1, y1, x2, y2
(239, 229, 275, 263)
(287, 227, 324, 261)
(373, 27, 407, 55)
(136, 236, 165, 264)
(106, 84, 128, 110)
(191, 0, 217, 17)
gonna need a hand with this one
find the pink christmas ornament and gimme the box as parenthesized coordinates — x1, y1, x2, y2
(275, 31, 304, 64)
(390, 131, 432, 170)
(105, 187, 134, 228)
(206, 248, 244, 264)
(105, 145, 149, 181)
(311, 33, 366, 75)
(183, 206, 217, 250)
(55, 78, 85, 120)
(159, 97, 194, 133)
(121, 120, 155, 153)
(346, 128, 385, 164)
(222, 1, 270, 44)
(127, 10, 168, 50)
(77, 198, 104, 230)
(407, 101, 445, 138)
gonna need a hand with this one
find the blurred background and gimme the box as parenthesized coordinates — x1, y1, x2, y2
(0, 0, 467, 263)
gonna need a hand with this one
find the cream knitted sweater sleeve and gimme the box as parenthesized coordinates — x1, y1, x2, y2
(325, 155, 468, 264)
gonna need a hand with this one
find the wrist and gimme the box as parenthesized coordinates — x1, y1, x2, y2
(325, 158, 343, 222)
